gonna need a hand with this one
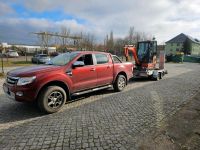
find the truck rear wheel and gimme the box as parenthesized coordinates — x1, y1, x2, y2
(38, 86, 67, 113)
(113, 75, 126, 92)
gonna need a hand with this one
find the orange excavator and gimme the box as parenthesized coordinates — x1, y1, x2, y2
(124, 40, 167, 80)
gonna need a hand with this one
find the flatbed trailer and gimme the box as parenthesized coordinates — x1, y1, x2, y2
(133, 67, 167, 80)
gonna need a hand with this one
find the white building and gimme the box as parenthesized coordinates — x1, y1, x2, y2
(0, 43, 56, 54)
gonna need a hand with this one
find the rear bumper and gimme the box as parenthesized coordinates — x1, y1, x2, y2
(3, 83, 37, 102)
(39, 60, 49, 63)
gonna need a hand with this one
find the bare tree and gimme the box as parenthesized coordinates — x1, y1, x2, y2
(135, 32, 141, 43)
(73, 32, 83, 50)
(114, 38, 126, 56)
(109, 31, 114, 52)
(104, 34, 109, 51)
(105, 31, 114, 53)
(37, 32, 52, 54)
(80, 32, 96, 51)
(128, 26, 134, 44)
(60, 26, 71, 46)
(88, 33, 96, 50)
(54, 32, 59, 46)
(59, 26, 71, 52)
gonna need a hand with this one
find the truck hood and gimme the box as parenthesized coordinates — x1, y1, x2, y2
(8, 65, 63, 77)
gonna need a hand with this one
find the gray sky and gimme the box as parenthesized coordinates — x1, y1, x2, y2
(0, 0, 200, 45)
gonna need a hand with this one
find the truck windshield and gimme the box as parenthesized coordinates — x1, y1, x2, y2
(47, 52, 78, 66)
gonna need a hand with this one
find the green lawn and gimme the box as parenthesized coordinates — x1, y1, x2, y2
(0, 60, 33, 67)
(0, 72, 5, 78)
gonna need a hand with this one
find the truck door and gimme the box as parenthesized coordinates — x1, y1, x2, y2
(71, 54, 97, 92)
(94, 53, 113, 86)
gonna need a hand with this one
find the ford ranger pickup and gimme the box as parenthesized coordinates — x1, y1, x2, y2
(3, 51, 133, 113)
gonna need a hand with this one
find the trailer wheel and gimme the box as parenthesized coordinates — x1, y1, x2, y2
(38, 86, 67, 113)
(113, 75, 126, 92)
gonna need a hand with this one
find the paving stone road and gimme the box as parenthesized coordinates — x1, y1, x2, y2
(0, 63, 200, 150)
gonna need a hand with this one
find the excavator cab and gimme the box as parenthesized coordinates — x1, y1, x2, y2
(137, 40, 157, 67)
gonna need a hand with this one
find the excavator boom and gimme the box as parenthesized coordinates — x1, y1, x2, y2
(124, 45, 140, 65)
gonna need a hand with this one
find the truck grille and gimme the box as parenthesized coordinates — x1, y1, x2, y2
(7, 76, 19, 85)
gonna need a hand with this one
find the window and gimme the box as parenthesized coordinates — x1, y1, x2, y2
(177, 43, 180, 46)
(112, 55, 122, 63)
(77, 54, 93, 66)
(48, 52, 78, 66)
(171, 43, 173, 46)
(95, 54, 109, 64)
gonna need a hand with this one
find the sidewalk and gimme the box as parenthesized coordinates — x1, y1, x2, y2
(137, 90, 200, 150)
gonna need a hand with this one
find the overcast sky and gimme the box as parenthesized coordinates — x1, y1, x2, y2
(0, 0, 200, 45)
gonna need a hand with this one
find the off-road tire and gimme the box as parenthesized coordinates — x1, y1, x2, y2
(113, 75, 126, 92)
(38, 86, 67, 113)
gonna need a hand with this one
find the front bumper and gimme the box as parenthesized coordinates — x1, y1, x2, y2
(3, 83, 37, 102)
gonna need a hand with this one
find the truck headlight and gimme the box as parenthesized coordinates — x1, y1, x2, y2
(17, 76, 36, 86)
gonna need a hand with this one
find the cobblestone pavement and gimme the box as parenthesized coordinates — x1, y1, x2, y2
(0, 63, 200, 150)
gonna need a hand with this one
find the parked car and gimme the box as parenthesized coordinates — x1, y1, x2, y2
(49, 52, 60, 57)
(5, 50, 19, 58)
(3, 51, 133, 113)
(31, 54, 50, 64)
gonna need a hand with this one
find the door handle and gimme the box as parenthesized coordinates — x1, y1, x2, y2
(90, 68, 95, 71)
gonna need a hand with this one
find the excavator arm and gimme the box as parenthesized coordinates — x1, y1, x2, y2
(124, 45, 140, 65)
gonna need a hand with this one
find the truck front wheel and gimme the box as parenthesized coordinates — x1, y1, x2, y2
(38, 86, 67, 113)
(113, 75, 126, 92)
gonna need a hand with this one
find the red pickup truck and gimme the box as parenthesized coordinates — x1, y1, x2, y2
(3, 51, 133, 113)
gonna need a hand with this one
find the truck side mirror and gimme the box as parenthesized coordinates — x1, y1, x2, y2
(72, 61, 85, 68)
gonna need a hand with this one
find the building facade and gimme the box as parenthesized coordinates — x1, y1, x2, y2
(165, 33, 200, 56)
